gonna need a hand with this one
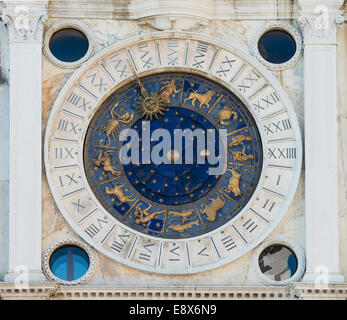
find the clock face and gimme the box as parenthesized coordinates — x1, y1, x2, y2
(83, 72, 262, 239)
(44, 32, 301, 274)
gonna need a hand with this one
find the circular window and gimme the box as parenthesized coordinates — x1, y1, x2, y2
(258, 244, 297, 282)
(258, 30, 296, 64)
(251, 22, 302, 70)
(251, 237, 305, 286)
(49, 28, 89, 63)
(42, 238, 96, 285)
(43, 20, 95, 68)
(49, 245, 90, 281)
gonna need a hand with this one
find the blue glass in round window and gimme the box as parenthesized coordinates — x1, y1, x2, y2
(49, 245, 90, 281)
(258, 29, 296, 64)
(49, 28, 89, 63)
(258, 245, 297, 282)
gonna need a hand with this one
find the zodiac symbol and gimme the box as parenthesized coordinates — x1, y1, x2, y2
(168, 209, 195, 223)
(215, 106, 238, 126)
(200, 193, 226, 222)
(134, 203, 166, 225)
(99, 102, 134, 146)
(223, 167, 242, 197)
(93, 151, 121, 177)
(183, 89, 216, 109)
(158, 79, 182, 104)
(228, 134, 254, 162)
(168, 220, 199, 232)
(105, 183, 135, 204)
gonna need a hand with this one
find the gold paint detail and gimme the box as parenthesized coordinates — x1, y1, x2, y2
(183, 89, 216, 109)
(93, 151, 121, 177)
(228, 134, 254, 162)
(168, 220, 199, 232)
(223, 167, 242, 197)
(134, 203, 166, 225)
(158, 79, 182, 104)
(200, 193, 226, 222)
(168, 209, 195, 223)
(215, 105, 238, 126)
(105, 183, 135, 204)
(99, 102, 134, 146)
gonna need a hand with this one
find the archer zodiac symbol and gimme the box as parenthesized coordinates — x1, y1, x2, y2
(183, 88, 216, 109)
(105, 183, 135, 204)
(93, 151, 121, 177)
(200, 193, 226, 222)
(215, 105, 238, 126)
(223, 166, 242, 197)
(228, 134, 254, 162)
(133, 203, 166, 225)
(99, 102, 134, 146)
(158, 79, 182, 104)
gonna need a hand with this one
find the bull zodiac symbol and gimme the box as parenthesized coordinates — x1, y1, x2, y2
(93, 151, 121, 177)
(99, 102, 134, 147)
(183, 88, 216, 109)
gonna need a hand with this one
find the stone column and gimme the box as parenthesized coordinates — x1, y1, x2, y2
(2, 1, 47, 282)
(298, 0, 345, 283)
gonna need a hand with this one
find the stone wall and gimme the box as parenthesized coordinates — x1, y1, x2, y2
(41, 15, 305, 285)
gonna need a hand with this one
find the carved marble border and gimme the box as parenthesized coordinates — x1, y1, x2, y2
(42, 238, 96, 285)
(251, 22, 303, 71)
(43, 19, 96, 69)
(251, 236, 306, 286)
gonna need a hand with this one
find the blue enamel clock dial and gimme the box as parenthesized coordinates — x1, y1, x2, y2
(84, 73, 263, 239)
(123, 107, 221, 205)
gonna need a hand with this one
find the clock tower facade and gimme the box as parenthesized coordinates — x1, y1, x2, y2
(0, 0, 346, 299)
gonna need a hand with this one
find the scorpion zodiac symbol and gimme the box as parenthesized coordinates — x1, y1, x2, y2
(99, 102, 134, 146)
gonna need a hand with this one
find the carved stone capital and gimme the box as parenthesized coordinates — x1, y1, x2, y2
(2, 1, 48, 42)
(298, 3, 344, 44)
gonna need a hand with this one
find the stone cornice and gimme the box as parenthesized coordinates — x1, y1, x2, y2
(2, 1, 48, 43)
(43, 0, 299, 20)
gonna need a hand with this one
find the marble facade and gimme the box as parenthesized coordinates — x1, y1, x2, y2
(0, 0, 346, 299)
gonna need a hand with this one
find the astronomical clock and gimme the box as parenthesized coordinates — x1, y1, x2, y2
(44, 32, 301, 274)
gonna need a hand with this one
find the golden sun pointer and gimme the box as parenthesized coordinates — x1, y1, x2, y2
(136, 91, 167, 120)
(127, 59, 167, 120)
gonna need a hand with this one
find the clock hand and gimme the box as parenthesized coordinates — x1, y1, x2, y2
(127, 60, 150, 99)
